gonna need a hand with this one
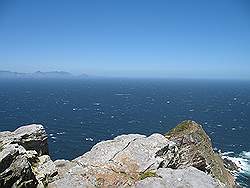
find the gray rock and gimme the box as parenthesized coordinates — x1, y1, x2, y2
(110, 133, 175, 172)
(0, 124, 54, 188)
(0, 154, 38, 188)
(53, 160, 77, 179)
(13, 124, 48, 155)
(0, 124, 48, 156)
(0, 144, 26, 173)
(75, 134, 146, 166)
(34, 155, 58, 184)
(134, 167, 225, 188)
(51, 133, 175, 187)
(48, 165, 93, 188)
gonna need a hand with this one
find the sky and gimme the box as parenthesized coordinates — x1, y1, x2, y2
(0, 0, 250, 79)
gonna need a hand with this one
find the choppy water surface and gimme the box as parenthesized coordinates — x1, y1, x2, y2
(0, 78, 249, 186)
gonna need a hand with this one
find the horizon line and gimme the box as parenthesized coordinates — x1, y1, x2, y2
(1, 69, 250, 81)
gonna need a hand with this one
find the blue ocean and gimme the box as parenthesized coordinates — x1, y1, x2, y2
(0, 78, 249, 187)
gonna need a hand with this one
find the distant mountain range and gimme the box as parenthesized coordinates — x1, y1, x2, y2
(0, 71, 88, 79)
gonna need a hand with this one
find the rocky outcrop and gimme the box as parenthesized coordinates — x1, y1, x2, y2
(0, 124, 56, 188)
(0, 121, 238, 188)
(0, 124, 48, 155)
(165, 120, 236, 187)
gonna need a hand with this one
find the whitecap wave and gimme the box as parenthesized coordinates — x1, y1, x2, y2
(222, 151, 250, 174)
(222, 151, 250, 187)
(115, 93, 131, 96)
(85, 137, 94, 142)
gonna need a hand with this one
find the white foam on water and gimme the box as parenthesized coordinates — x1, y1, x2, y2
(56, 132, 65, 135)
(115, 93, 131, 96)
(222, 151, 234, 155)
(222, 151, 250, 187)
(222, 151, 250, 176)
(85, 137, 94, 142)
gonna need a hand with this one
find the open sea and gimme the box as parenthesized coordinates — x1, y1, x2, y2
(0, 78, 249, 187)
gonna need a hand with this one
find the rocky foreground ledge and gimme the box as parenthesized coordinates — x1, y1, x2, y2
(0, 121, 238, 188)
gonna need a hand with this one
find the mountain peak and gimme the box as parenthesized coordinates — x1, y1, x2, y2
(0, 70, 88, 79)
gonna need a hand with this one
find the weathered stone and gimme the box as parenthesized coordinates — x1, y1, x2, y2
(0, 124, 48, 156)
(48, 177, 90, 188)
(111, 134, 175, 173)
(0, 154, 38, 188)
(134, 167, 225, 188)
(34, 155, 58, 185)
(0, 144, 26, 173)
(48, 164, 94, 188)
(13, 124, 49, 155)
(50, 134, 174, 187)
(0, 124, 54, 188)
(75, 134, 146, 166)
(53, 160, 77, 179)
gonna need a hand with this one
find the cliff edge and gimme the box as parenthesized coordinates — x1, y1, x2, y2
(0, 121, 238, 188)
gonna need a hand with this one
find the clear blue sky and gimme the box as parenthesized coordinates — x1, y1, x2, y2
(0, 0, 249, 79)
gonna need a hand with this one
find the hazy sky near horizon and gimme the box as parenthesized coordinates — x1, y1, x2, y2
(0, 0, 250, 79)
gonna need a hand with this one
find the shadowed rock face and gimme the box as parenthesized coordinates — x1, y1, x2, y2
(0, 121, 237, 188)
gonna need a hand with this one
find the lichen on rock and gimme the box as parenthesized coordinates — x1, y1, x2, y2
(139, 171, 157, 180)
